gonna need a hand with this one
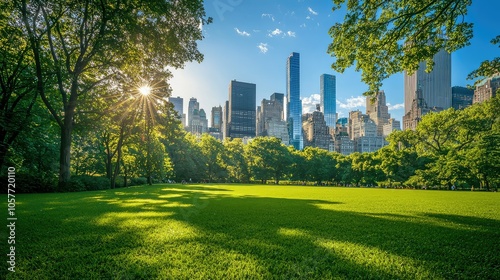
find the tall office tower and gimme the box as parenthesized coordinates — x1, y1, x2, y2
(228, 80, 256, 139)
(270, 92, 285, 119)
(256, 97, 289, 145)
(404, 49, 451, 130)
(187, 97, 199, 130)
(320, 74, 337, 132)
(168, 96, 184, 126)
(452, 86, 474, 110)
(223, 101, 229, 139)
(302, 110, 333, 151)
(473, 75, 500, 104)
(190, 108, 208, 135)
(211, 106, 223, 130)
(286, 52, 303, 150)
(366, 90, 391, 136)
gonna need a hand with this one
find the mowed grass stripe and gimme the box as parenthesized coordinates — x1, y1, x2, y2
(2, 184, 499, 279)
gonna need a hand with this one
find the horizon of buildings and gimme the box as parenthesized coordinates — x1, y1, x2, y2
(169, 51, 499, 154)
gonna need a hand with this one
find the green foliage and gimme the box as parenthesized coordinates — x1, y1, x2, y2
(245, 137, 292, 184)
(7, 184, 500, 278)
(328, 0, 473, 95)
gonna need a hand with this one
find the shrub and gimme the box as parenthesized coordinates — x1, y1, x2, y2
(70, 175, 111, 191)
(130, 177, 147, 186)
(3, 174, 57, 193)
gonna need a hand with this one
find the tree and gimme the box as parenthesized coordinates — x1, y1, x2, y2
(302, 147, 334, 185)
(0, 1, 38, 169)
(16, 0, 210, 187)
(222, 138, 249, 183)
(328, 0, 479, 95)
(245, 137, 292, 184)
(198, 134, 226, 182)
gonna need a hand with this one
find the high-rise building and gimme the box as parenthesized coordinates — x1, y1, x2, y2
(403, 88, 440, 130)
(228, 80, 256, 139)
(187, 97, 199, 129)
(168, 96, 185, 126)
(223, 101, 229, 139)
(404, 49, 451, 130)
(286, 52, 303, 150)
(473, 75, 500, 104)
(190, 108, 208, 135)
(334, 119, 354, 155)
(302, 110, 333, 151)
(270, 92, 285, 119)
(256, 97, 288, 144)
(349, 110, 386, 153)
(366, 91, 392, 136)
(320, 74, 336, 132)
(211, 106, 223, 130)
(452, 86, 474, 110)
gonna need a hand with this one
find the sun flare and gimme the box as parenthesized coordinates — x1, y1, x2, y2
(138, 85, 152, 96)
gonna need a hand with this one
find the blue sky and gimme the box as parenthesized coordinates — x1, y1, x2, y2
(170, 0, 499, 124)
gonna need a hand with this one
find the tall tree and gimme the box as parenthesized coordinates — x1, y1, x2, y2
(16, 0, 210, 187)
(0, 0, 38, 169)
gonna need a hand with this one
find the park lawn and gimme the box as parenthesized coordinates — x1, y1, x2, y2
(2, 184, 500, 279)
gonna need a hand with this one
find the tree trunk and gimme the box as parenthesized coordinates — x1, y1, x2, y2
(58, 83, 78, 188)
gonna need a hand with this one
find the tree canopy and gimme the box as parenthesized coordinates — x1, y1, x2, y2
(327, 0, 499, 95)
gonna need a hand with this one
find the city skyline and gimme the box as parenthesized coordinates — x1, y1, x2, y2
(170, 1, 499, 125)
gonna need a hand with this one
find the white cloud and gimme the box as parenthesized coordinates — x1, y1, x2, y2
(268, 28, 296, 38)
(308, 7, 318, 16)
(257, 43, 268, 54)
(269, 28, 283, 37)
(387, 103, 404, 110)
(337, 96, 366, 110)
(234, 28, 250, 37)
(302, 94, 321, 114)
(262, 14, 275, 21)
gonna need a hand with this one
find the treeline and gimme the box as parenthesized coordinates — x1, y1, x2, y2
(5, 95, 499, 193)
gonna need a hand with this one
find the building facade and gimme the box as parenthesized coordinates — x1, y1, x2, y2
(168, 96, 185, 126)
(404, 49, 451, 130)
(452, 86, 474, 110)
(228, 80, 256, 139)
(473, 75, 500, 104)
(320, 74, 337, 132)
(256, 97, 289, 144)
(366, 91, 391, 136)
(302, 110, 333, 151)
(286, 52, 303, 150)
(211, 106, 223, 130)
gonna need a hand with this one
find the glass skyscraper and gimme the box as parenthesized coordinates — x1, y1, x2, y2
(286, 52, 303, 150)
(228, 80, 256, 139)
(320, 74, 336, 129)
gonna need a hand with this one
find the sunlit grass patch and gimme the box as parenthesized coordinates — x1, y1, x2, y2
(2, 184, 499, 279)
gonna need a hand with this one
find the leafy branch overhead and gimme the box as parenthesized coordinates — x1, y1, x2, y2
(328, 0, 473, 96)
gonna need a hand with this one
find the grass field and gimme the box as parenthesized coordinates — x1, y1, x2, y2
(2, 184, 500, 279)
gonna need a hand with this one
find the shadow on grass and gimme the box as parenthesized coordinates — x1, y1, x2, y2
(7, 184, 500, 279)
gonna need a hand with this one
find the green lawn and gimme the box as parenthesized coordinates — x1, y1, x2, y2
(2, 184, 500, 279)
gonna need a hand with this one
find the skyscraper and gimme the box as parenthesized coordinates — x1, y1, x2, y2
(286, 52, 303, 150)
(211, 106, 223, 130)
(168, 96, 184, 126)
(403, 49, 451, 130)
(228, 80, 256, 139)
(320, 74, 336, 131)
(187, 97, 199, 130)
(366, 90, 391, 136)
